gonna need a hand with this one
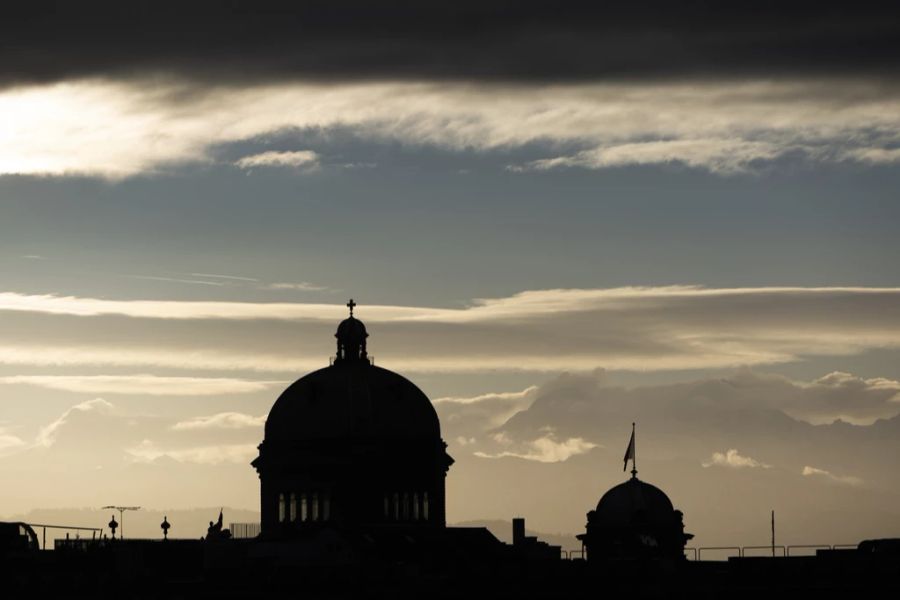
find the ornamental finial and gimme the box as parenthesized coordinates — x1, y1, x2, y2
(346, 298, 357, 316)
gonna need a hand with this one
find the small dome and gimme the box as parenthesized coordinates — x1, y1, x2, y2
(264, 361, 441, 442)
(591, 477, 675, 529)
(336, 316, 368, 341)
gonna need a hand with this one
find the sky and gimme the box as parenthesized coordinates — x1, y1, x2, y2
(1, 1, 899, 547)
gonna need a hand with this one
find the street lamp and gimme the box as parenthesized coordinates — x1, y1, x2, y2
(101, 506, 140, 539)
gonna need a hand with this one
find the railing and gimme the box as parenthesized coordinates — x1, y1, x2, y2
(698, 546, 742, 561)
(686, 544, 859, 561)
(28, 523, 104, 551)
(230, 522, 261, 539)
(741, 545, 785, 557)
(786, 544, 831, 556)
(555, 542, 862, 562)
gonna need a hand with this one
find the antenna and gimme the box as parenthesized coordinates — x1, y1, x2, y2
(102, 506, 141, 539)
(771, 509, 775, 558)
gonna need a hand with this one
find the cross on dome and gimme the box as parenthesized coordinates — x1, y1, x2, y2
(346, 298, 357, 316)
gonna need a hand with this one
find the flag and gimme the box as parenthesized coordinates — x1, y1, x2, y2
(623, 426, 635, 471)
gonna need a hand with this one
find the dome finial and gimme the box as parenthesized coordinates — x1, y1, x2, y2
(335, 300, 368, 363)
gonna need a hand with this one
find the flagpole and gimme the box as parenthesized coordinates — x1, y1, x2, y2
(631, 422, 637, 479)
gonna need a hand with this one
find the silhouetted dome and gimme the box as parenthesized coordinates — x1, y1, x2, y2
(592, 477, 675, 529)
(336, 316, 368, 342)
(254, 300, 453, 535)
(264, 362, 441, 442)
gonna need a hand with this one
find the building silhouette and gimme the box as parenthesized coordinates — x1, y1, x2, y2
(251, 301, 454, 536)
(1, 301, 898, 597)
(578, 474, 692, 561)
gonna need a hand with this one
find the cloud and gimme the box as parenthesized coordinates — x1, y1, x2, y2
(234, 150, 319, 170)
(475, 434, 597, 463)
(3, 79, 900, 178)
(126, 440, 258, 465)
(0, 430, 25, 455)
(28, 400, 265, 457)
(36, 398, 114, 447)
(2, 4, 898, 86)
(129, 275, 225, 287)
(1, 286, 899, 376)
(265, 282, 331, 292)
(495, 370, 900, 456)
(0, 398, 264, 514)
(802, 466, 863, 486)
(0, 345, 322, 374)
(436, 387, 539, 439)
(434, 387, 538, 405)
(703, 449, 771, 469)
(4, 398, 265, 469)
(445, 367, 900, 523)
(0, 291, 428, 320)
(0, 375, 284, 396)
(172, 412, 266, 431)
(519, 139, 785, 174)
(190, 273, 258, 282)
(844, 147, 900, 164)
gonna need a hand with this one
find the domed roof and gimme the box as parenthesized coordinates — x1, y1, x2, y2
(264, 361, 441, 442)
(591, 477, 675, 528)
(336, 316, 367, 341)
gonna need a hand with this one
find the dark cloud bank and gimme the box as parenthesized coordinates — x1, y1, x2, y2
(3, 1, 900, 86)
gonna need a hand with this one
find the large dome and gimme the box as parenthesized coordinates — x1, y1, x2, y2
(253, 301, 453, 536)
(592, 477, 675, 529)
(264, 361, 441, 442)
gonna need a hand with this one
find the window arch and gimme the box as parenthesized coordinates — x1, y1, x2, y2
(278, 493, 286, 523)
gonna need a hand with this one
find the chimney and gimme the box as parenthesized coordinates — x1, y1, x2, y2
(512, 517, 525, 546)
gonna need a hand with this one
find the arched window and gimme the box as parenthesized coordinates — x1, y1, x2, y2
(312, 492, 320, 521)
(413, 493, 420, 520)
(393, 492, 400, 521)
(289, 493, 297, 522)
(278, 493, 286, 523)
(423, 492, 430, 521)
(301, 493, 308, 522)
